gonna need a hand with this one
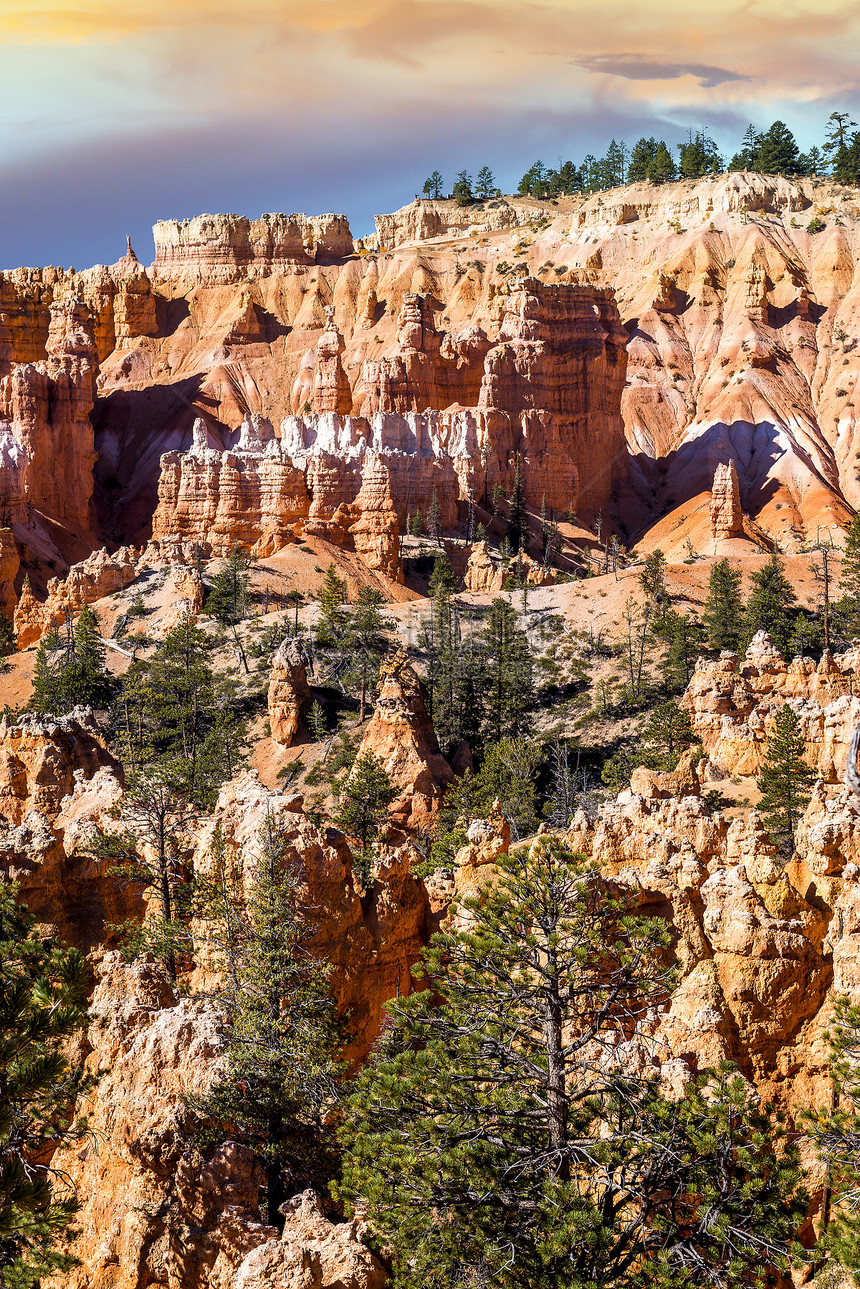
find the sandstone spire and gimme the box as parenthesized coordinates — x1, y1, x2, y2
(710, 459, 744, 540)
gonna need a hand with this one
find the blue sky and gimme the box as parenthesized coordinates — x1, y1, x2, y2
(2, 0, 859, 269)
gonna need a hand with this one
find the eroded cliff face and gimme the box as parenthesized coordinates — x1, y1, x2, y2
(148, 274, 628, 570)
(682, 631, 860, 781)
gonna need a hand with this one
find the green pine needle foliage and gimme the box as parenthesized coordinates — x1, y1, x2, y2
(338, 838, 805, 1289)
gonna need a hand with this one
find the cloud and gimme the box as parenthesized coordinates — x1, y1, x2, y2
(574, 54, 751, 89)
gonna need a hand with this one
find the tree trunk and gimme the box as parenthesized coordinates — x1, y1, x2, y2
(544, 958, 569, 1181)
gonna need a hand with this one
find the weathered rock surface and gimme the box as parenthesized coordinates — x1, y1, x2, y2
(0, 707, 119, 826)
(14, 546, 137, 648)
(709, 459, 744, 541)
(234, 1191, 385, 1289)
(49, 954, 277, 1289)
(681, 632, 860, 780)
(268, 639, 311, 747)
(355, 648, 455, 834)
(191, 772, 429, 1063)
(151, 213, 355, 284)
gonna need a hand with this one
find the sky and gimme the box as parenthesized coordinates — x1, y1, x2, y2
(2, 0, 860, 270)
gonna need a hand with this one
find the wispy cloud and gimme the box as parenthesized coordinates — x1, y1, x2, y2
(574, 54, 750, 89)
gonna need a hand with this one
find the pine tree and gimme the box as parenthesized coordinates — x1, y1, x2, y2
(308, 699, 327, 741)
(0, 613, 15, 657)
(756, 704, 815, 861)
(807, 996, 860, 1280)
(627, 137, 658, 182)
(113, 611, 245, 807)
(343, 587, 393, 721)
(428, 553, 456, 598)
(0, 886, 91, 1287)
(422, 171, 444, 199)
(31, 606, 114, 716)
(480, 596, 534, 744)
(744, 554, 799, 656)
(333, 751, 396, 888)
(650, 140, 677, 183)
(339, 837, 804, 1289)
(452, 170, 474, 205)
(660, 609, 705, 691)
(755, 120, 802, 175)
(836, 513, 860, 639)
(98, 770, 198, 981)
(507, 453, 526, 553)
(315, 564, 348, 649)
(426, 488, 441, 543)
(641, 699, 696, 770)
(206, 545, 253, 625)
(475, 165, 496, 198)
(475, 736, 542, 839)
(704, 558, 745, 652)
(677, 129, 722, 178)
(189, 817, 344, 1225)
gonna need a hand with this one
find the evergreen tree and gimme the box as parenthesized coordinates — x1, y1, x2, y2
(428, 553, 457, 599)
(677, 129, 722, 178)
(98, 770, 198, 981)
(426, 488, 441, 543)
(507, 453, 526, 553)
(0, 886, 90, 1288)
(475, 165, 496, 197)
(474, 736, 542, 839)
(0, 614, 15, 658)
(807, 996, 860, 1281)
(703, 558, 745, 652)
(206, 545, 253, 625)
(333, 751, 396, 888)
(660, 609, 705, 691)
(627, 137, 658, 182)
(308, 699, 327, 742)
(343, 587, 394, 721)
(31, 606, 114, 716)
(422, 171, 444, 199)
(756, 704, 815, 861)
(190, 817, 344, 1225)
(452, 170, 474, 205)
(339, 837, 804, 1289)
(755, 120, 802, 175)
(113, 611, 245, 807)
(728, 123, 763, 171)
(650, 140, 677, 183)
(315, 564, 348, 651)
(480, 597, 534, 744)
(641, 699, 696, 770)
(836, 513, 860, 639)
(744, 554, 799, 656)
(824, 112, 858, 176)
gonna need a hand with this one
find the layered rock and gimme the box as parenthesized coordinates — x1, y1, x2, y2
(709, 459, 744, 540)
(681, 633, 860, 780)
(360, 292, 490, 415)
(476, 274, 629, 516)
(0, 707, 119, 827)
(151, 213, 355, 284)
(312, 307, 353, 415)
(15, 545, 138, 647)
(0, 296, 98, 532)
(49, 954, 277, 1289)
(152, 417, 309, 557)
(355, 648, 454, 834)
(462, 540, 558, 592)
(234, 1191, 385, 1289)
(268, 639, 311, 747)
(191, 772, 429, 1063)
(372, 196, 549, 250)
